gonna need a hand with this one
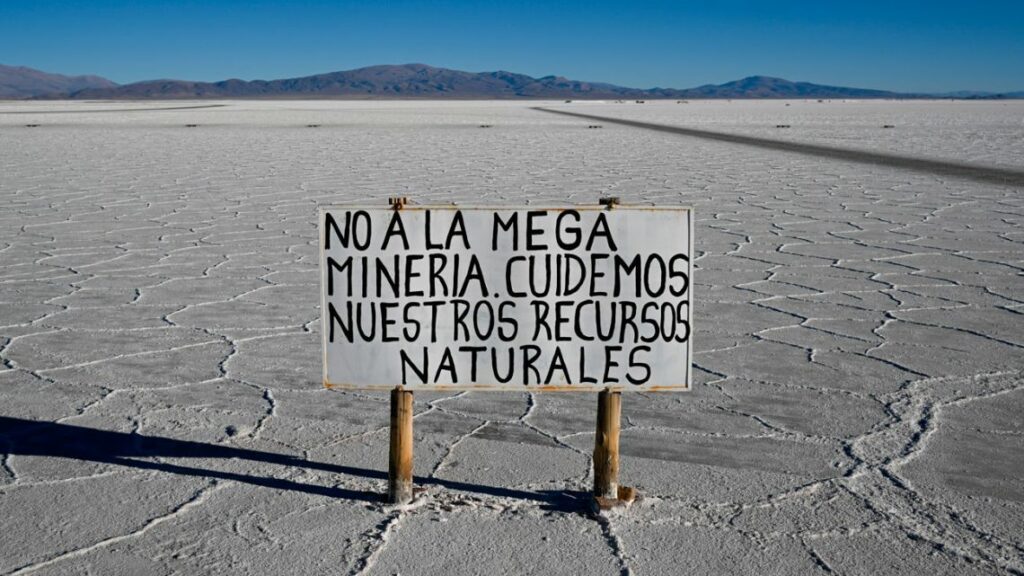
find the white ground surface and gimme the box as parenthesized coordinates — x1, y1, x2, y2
(1, 100, 1022, 575)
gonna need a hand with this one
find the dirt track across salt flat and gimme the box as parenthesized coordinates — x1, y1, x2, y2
(1, 100, 1022, 575)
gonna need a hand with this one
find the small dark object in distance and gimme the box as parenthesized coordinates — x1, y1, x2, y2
(479, 124, 492, 128)
(307, 124, 320, 128)
(635, 100, 645, 104)
(775, 124, 791, 128)
(565, 100, 572, 103)
(883, 124, 895, 128)
(25, 124, 40, 128)
(588, 125, 602, 129)
(185, 124, 198, 127)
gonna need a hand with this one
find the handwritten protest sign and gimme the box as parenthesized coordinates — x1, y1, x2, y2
(320, 205, 692, 391)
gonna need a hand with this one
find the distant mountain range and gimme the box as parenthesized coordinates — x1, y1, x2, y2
(0, 64, 117, 99)
(2, 63, 1022, 100)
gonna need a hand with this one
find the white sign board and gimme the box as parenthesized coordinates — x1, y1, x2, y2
(320, 205, 692, 391)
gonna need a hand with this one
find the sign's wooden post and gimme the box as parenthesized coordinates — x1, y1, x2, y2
(388, 386, 415, 504)
(593, 388, 621, 499)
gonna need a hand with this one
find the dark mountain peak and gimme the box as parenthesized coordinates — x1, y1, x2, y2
(724, 76, 802, 90)
(350, 63, 440, 76)
(683, 74, 900, 99)
(392, 63, 436, 71)
(737, 75, 786, 82)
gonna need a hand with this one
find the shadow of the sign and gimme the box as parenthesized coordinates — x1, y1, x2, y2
(0, 416, 588, 512)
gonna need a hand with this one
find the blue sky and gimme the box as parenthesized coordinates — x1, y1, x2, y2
(2, 1, 1023, 92)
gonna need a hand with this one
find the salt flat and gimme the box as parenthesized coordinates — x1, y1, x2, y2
(1, 100, 1022, 575)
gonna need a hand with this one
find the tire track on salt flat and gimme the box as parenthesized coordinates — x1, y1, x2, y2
(532, 107, 1024, 188)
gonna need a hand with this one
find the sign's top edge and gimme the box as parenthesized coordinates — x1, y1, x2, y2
(318, 204, 695, 212)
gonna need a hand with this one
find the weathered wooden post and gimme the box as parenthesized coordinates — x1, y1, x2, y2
(593, 388, 621, 499)
(388, 386, 415, 504)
